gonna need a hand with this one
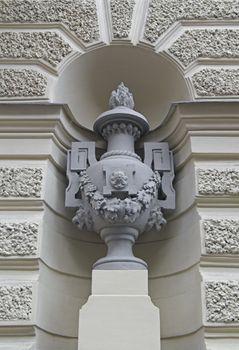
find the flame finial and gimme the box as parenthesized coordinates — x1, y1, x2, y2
(109, 82, 135, 110)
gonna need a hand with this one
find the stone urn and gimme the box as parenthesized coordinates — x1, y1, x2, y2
(66, 83, 175, 270)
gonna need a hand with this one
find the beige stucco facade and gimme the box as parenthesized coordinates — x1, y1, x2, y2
(0, 1, 239, 349)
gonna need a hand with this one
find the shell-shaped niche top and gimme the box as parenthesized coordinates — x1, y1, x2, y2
(109, 82, 135, 110)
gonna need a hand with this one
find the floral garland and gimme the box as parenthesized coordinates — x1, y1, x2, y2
(77, 170, 161, 224)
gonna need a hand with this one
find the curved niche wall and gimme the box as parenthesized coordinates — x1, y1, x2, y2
(53, 45, 191, 131)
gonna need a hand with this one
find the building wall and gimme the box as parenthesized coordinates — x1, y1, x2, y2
(0, 1, 238, 349)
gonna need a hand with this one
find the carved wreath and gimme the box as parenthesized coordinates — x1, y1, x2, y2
(73, 170, 163, 225)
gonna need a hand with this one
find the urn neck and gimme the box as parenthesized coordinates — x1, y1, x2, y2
(93, 107, 150, 149)
(101, 121, 141, 153)
(107, 132, 135, 153)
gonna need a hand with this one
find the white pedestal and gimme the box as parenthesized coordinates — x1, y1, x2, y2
(78, 270, 160, 350)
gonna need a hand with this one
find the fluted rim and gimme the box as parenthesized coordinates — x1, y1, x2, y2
(93, 106, 149, 137)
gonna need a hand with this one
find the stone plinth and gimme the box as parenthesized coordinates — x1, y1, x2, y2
(78, 270, 160, 350)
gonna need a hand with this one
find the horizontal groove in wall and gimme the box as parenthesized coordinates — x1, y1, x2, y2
(196, 197, 239, 207)
(35, 322, 203, 342)
(175, 152, 239, 173)
(0, 199, 44, 211)
(42, 203, 102, 244)
(0, 326, 35, 336)
(205, 326, 239, 338)
(201, 256, 239, 268)
(0, 258, 39, 271)
(35, 258, 200, 282)
(36, 325, 77, 339)
(39, 259, 91, 280)
(160, 326, 204, 340)
(149, 261, 200, 280)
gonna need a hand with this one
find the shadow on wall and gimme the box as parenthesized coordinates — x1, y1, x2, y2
(53, 45, 191, 131)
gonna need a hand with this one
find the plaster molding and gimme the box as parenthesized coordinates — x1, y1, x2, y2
(0, 284, 32, 321)
(0, 167, 43, 198)
(192, 68, 239, 96)
(110, 0, 135, 39)
(0, 104, 96, 148)
(0, 0, 99, 43)
(0, 69, 47, 98)
(169, 29, 239, 66)
(203, 219, 239, 255)
(197, 169, 239, 196)
(205, 281, 239, 323)
(0, 104, 98, 173)
(0, 222, 38, 257)
(144, 0, 239, 43)
(143, 102, 239, 152)
(0, 32, 72, 67)
(1, 102, 239, 174)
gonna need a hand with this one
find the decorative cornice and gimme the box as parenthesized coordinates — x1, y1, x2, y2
(206, 281, 239, 323)
(0, 0, 99, 43)
(144, 0, 239, 43)
(197, 169, 239, 195)
(0, 222, 38, 257)
(0, 168, 43, 198)
(110, 0, 135, 39)
(0, 32, 72, 67)
(102, 122, 141, 141)
(169, 29, 239, 66)
(0, 284, 32, 321)
(0, 69, 47, 97)
(203, 219, 239, 255)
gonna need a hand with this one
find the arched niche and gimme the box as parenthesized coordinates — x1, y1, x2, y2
(49, 43, 205, 350)
(53, 45, 191, 131)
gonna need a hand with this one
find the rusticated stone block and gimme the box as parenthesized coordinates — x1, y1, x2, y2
(169, 29, 239, 66)
(0, 284, 32, 321)
(198, 169, 239, 195)
(144, 0, 239, 43)
(206, 281, 239, 323)
(0, 0, 99, 43)
(203, 219, 239, 254)
(0, 69, 47, 97)
(192, 68, 239, 96)
(0, 222, 38, 257)
(110, 0, 135, 38)
(0, 32, 72, 67)
(0, 168, 43, 198)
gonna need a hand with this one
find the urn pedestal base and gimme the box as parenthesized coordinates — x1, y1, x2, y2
(78, 270, 161, 350)
(93, 227, 147, 270)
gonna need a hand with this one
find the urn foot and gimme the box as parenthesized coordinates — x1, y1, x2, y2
(93, 227, 147, 270)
